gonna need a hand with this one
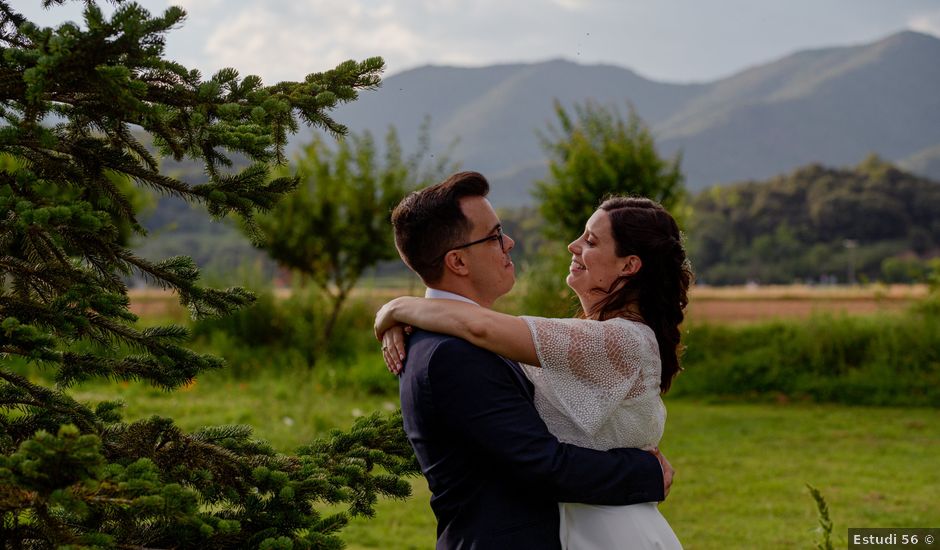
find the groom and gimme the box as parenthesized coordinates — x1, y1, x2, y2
(390, 171, 671, 549)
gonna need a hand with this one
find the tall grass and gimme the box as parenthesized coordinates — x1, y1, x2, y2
(123, 282, 940, 407)
(191, 289, 376, 365)
(676, 297, 940, 405)
(806, 484, 834, 550)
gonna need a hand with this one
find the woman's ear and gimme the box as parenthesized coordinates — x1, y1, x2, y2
(622, 255, 642, 276)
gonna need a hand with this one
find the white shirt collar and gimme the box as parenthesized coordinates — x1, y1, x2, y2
(424, 288, 480, 306)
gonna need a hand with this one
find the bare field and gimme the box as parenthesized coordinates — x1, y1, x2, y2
(128, 284, 930, 325)
(685, 284, 928, 324)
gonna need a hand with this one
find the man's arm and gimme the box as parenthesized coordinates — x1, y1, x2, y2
(428, 338, 665, 504)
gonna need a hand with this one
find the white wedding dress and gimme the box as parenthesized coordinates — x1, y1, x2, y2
(520, 316, 683, 550)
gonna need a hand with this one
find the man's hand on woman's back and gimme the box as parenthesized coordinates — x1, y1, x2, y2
(650, 447, 674, 498)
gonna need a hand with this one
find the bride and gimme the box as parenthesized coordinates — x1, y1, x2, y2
(375, 196, 691, 549)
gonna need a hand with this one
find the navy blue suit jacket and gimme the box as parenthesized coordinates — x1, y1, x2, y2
(399, 329, 664, 550)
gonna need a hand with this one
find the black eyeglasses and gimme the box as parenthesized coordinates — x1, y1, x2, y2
(436, 226, 505, 263)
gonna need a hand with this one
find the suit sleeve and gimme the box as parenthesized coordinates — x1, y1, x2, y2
(427, 338, 664, 504)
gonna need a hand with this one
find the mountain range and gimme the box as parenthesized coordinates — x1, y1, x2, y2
(300, 30, 940, 206)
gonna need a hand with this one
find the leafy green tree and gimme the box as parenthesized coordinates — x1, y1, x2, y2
(522, 100, 685, 316)
(687, 159, 940, 285)
(254, 123, 455, 352)
(928, 259, 940, 295)
(880, 256, 929, 283)
(533, 99, 685, 242)
(0, 2, 416, 547)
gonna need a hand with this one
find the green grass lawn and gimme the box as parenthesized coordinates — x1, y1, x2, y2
(71, 370, 940, 550)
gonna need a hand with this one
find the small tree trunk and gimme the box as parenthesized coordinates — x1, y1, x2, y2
(315, 287, 348, 368)
(323, 294, 344, 346)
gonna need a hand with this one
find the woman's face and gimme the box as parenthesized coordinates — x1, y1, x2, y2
(566, 209, 638, 312)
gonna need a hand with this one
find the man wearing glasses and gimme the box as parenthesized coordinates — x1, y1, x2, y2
(389, 171, 666, 549)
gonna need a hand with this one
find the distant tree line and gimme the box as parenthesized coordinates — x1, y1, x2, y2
(688, 155, 940, 285)
(134, 113, 940, 290)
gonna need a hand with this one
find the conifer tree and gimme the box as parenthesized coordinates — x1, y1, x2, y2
(0, 1, 417, 547)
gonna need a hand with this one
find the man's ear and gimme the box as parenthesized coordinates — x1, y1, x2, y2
(443, 250, 470, 277)
(622, 255, 642, 276)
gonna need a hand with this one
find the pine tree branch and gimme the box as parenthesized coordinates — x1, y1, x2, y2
(0, 372, 96, 431)
(0, 397, 58, 410)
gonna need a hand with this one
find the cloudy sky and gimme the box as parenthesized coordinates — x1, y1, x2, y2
(19, 1, 940, 84)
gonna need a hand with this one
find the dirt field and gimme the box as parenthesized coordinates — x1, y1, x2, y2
(685, 284, 928, 324)
(128, 284, 930, 325)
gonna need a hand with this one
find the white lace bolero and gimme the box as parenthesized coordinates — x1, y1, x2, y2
(520, 316, 666, 451)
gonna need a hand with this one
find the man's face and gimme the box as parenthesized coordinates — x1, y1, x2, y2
(457, 196, 515, 306)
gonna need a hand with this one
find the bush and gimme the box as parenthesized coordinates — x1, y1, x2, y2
(191, 289, 396, 393)
(514, 246, 581, 319)
(317, 353, 400, 396)
(674, 304, 940, 406)
(881, 256, 930, 283)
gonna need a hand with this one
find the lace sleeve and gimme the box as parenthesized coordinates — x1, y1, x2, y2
(521, 316, 660, 435)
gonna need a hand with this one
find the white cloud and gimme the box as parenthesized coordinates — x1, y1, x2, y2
(421, 0, 462, 12)
(165, 0, 223, 10)
(552, 0, 591, 11)
(146, 0, 939, 84)
(201, 1, 425, 82)
(908, 10, 940, 37)
(197, 0, 625, 81)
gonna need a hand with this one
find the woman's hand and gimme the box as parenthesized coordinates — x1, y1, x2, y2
(374, 297, 408, 340)
(376, 297, 414, 374)
(381, 325, 409, 374)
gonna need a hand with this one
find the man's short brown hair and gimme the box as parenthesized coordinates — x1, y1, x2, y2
(391, 171, 490, 284)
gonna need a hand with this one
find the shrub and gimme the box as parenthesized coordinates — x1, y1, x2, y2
(514, 247, 581, 319)
(191, 290, 392, 388)
(675, 304, 940, 406)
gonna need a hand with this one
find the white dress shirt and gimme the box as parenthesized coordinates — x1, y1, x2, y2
(424, 288, 480, 307)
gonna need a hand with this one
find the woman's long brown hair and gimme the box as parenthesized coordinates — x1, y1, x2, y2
(583, 197, 693, 393)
